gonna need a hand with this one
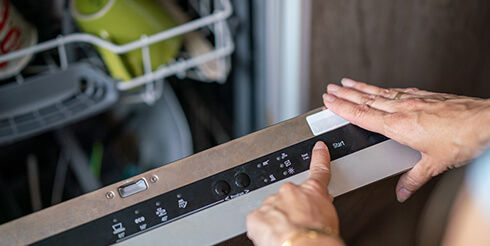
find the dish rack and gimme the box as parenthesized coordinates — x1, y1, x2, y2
(0, 0, 234, 145)
(0, 0, 233, 103)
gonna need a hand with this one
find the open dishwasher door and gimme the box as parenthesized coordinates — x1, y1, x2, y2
(0, 109, 420, 246)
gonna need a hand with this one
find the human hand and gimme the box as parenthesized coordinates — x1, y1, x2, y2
(246, 141, 344, 246)
(323, 78, 490, 202)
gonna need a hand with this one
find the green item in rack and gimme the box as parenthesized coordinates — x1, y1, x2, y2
(70, 0, 182, 80)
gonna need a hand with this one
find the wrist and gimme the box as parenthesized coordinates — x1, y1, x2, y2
(292, 234, 344, 246)
(281, 227, 344, 246)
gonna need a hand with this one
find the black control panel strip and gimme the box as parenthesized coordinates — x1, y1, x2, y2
(33, 124, 387, 246)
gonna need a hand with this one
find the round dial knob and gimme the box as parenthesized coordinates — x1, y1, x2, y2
(214, 180, 231, 196)
(234, 173, 251, 188)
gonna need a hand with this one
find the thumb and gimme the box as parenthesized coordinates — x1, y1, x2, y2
(395, 156, 433, 203)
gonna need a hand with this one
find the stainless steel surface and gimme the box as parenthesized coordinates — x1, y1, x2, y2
(0, 108, 317, 245)
(0, 108, 420, 245)
(118, 140, 420, 245)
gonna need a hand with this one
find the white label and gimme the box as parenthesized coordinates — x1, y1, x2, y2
(306, 110, 350, 136)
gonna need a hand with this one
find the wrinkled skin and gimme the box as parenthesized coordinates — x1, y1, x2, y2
(246, 141, 344, 246)
(246, 80, 490, 246)
(323, 78, 490, 202)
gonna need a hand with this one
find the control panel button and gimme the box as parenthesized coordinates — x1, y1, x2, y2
(214, 180, 231, 196)
(118, 179, 148, 198)
(234, 173, 251, 188)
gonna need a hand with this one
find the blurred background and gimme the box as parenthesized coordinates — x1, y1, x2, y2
(0, 0, 488, 244)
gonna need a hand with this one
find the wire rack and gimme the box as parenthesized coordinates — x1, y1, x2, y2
(0, 0, 234, 105)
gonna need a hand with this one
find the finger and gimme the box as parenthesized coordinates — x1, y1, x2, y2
(305, 141, 331, 192)
(340, 78, 398, 98)
(392, 87, 434, 96)
(263, 194, 278, 205)
(395, 156, 434, 202)
(323, 94, 389, 136)
(258, 204, 274, 213)
(327, 83, 397, 113)
(246, 211, 262, 243)
(341, 78, 428, 99)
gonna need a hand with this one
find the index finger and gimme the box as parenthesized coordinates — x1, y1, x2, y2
(305, 141, 332, 190)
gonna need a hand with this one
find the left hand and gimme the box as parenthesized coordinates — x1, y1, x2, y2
(246, 141, 343, 246)
(322, 78, 490, 202)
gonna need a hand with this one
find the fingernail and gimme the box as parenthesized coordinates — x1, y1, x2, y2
(397, 188, 412, 203)
(322, 93, 327, 100)
(341, 78, 355, 87)
(327, 84, 340, 92)
(313, 141, 327, 150)
(324, 94, 336, 102)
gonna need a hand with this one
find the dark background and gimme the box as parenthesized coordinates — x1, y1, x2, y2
(309, 0, 490, 109)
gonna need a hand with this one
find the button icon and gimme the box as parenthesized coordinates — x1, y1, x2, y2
(269, 174, 276, 182)
(287, 167, 295, 175)
(112, 222, 126, 234)
(301, 153, 310, 160)
(284, 160, 292, 167)
(332, 140, 345, 149)
(156, 207, 168, 222)
(112, 222, 126, 238)
(262, 159, 270, 166)
(281, 153, 288, 159)
(178, 199, 188, 209)
(134, 216, 147, 231)
(134, 216, 145, 224)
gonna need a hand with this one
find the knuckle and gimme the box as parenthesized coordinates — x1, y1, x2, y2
(246, 211, 257, 222)
(382, 89, 396, 97)
(400, 98, 425, 109)
(419, 161, 442, 177)
(279, 182, 296, 193)
(304, 179, 325, 192)
(263, 195, 276, 203)
(352, 104, 370, 120)
(404, 87, 420, 93)
(311, 163, 330, 174)
(361, 94, 377, 106)
(402, 174, 421, 191)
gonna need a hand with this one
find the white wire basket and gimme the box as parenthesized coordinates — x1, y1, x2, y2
(0, 0, 234, 105)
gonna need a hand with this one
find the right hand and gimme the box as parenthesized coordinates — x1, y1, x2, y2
(246, 141, 342, 246)
(322, 78, 490, 202)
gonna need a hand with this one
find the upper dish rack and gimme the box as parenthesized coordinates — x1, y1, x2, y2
(0, 0, 234, 105)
